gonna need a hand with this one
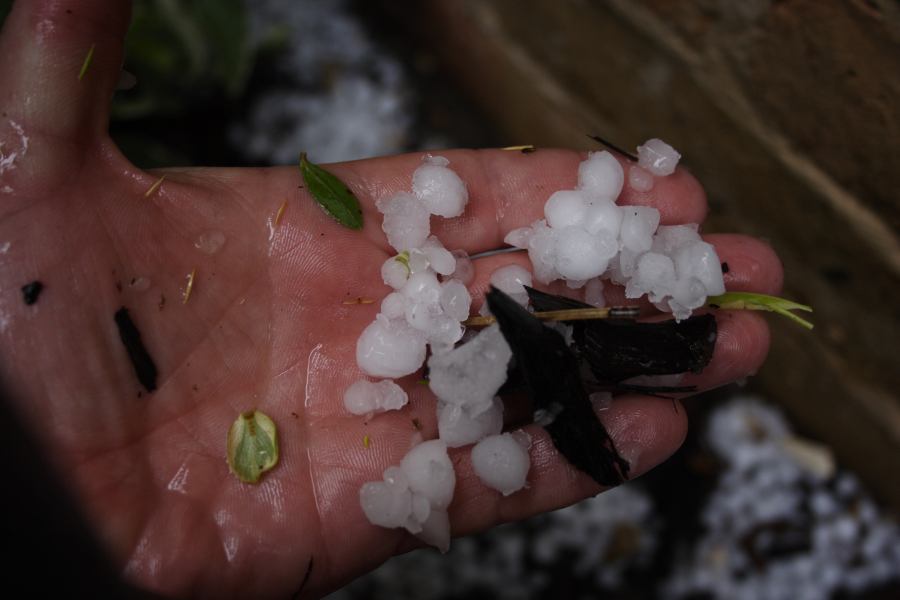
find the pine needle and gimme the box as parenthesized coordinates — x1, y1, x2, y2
(144, 175, 166, 198)
(274, 199, 288, 226)
(78, 44, 95, 81)
(182, 268, 196, 304)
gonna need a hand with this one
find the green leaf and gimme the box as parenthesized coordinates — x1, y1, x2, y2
(227, 410, 279, 484)
(299, 152, 364, 230)
(707, 292, 814, 330)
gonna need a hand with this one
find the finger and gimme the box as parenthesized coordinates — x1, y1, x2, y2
(0, 0, 131, 141)
(317, 149, 709, 255)
(448, 394, 687, 537)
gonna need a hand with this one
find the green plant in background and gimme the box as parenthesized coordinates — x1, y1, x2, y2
(115, 0, 255, 120)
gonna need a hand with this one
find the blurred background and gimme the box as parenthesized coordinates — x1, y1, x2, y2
(2, 0, 898, 597)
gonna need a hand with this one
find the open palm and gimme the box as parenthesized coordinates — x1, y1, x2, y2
(0, 2, 783, 598)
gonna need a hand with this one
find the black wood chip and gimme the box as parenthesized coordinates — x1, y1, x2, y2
(114, 307, 158, 393)
(21, 281, 43, 305)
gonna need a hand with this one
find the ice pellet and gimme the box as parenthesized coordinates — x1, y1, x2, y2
(471, 432, 531, 496)
(381, 256, 409, 289)
(577, 151, 624, 201)
(356, 315, 427, 378)
(439, 279, 472, 322)
(544, 190, 589, 229)
(416, 507, 451, 553)
(628, 165, 655, 192)
(400, 440, 456, 509)
(437, 397, 504, 448)
(489, 264, 533, 307)
(620, 206, 661, 253)
(422, 237, 457, 276)
(359, 480, 412, 529)
(582, 197, 623, 238)
(377, 192, 430, 251)
(428, 325, 512, 410)
(504, 226, 533, 249)
(584, 278, 605, 307)
(637, 138, 681, 177)
(343, 379, 408, 415)
(380, 292, 406, 319)
(412, 157, 468, 218)
(554, 226, 616, 281)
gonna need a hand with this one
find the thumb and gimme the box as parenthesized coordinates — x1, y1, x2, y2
(0, 0, 131, 143)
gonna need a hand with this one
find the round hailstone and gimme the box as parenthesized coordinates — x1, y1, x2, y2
(437, 397, 504, 448)
(449, 249, 474, 285)
(381, 256, 409, 289)
(577, 151, 624, 201)
(400, 440, 456, 509)
(625, 252, 676, 300)
(637, 138, 681, 177)
(620, 206, 661, 253)
(674, 241, 726, 296)
(412, 158, 468, 218)
(428, 324, 512, 410)
(583, 197, 623, 238)
(554, 226, 617, 281)
(489, 264, 533, 306)
(544, 190, 589, 229)
(359, 480, 412, 528)
(356, 315, 427, 378)
(407, 249, 430, 274)
(471, 432, 531, 496)
(377, 192, 430, 251)
(439, 279, 472, 322)
(422, 238, 456, 276)
(401, 271, 442, 305)
(526, 221, 559, 284)
(380, 292, 406, 319)
(628, 165, 655, 192)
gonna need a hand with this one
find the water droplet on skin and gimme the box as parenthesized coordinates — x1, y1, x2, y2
(0, 241, 10, 253)
(194, 231, 226, 255)
(130, 277, 151, 291)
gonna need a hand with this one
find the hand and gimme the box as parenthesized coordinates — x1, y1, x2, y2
(0, 1, 782, 598)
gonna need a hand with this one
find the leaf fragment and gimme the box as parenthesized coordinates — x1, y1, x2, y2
(227, 410, 279, 484)
(299, 152, 363, 229)
(707, 292, 814, 329)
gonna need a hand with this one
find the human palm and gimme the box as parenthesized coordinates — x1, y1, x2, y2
(0, 2, 782, 598)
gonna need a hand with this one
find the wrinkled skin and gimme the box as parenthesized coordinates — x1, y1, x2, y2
(0, 2, 782, 598)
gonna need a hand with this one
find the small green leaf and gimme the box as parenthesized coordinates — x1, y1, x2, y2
(227, 410, 279, 484)
(707, 292, 814, 330)
(394, 250, 411, 275)
(299, 152, 363, 229)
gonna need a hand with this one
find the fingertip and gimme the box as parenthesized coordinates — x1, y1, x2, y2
(707, 234, 784, 295)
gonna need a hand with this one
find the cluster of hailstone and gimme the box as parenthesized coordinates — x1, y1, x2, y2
(504, 141, 724, 320)
(351, 156, 533, 551)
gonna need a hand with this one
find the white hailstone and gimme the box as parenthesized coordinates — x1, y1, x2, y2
(526, 220, 559, 284)
(343, 379, 409, 415)
(471, 432, 531, 496)
(407, 249, 430, 274)
(426, 314, 465, 348)
(448, 249, 474, 284)
(407, 492, 432, 534)
(356, 315, 428, 378)
(400, 440, 456, 509)
(504, 226, 533, 249)
(412, 157, 468, 218)
(566, 278, 587, 289)
(583, 197, 623, 238)
(422, 236, 457, 275)
(620, 205, 661, 253)
(377, 192, 430, 251)
(554, 226, 617, 281)
(636, 138, 681, 177)
(416, 507, 451, 553)
(401, 271, 442, 305)
(674, 241, 726, 296)
(628, 165, 655, 192)
(428, 324, 512, 410)
(380, 292, 406, 319)
(437, 397, 504, 448)
(651, 224, 701, 255)
(404, 298, 440, 332)
(439, 279, 472, 322)
(667, 277, 708, 320)
(381, 256, 409, 289)
(625, 252, 676, 300)
(577, 150, 624, 201)
(489, 264, 533, 306)
(359, 480, 412, 529)
(584, 278, 605, 307)
(544, 190, 589, 229)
